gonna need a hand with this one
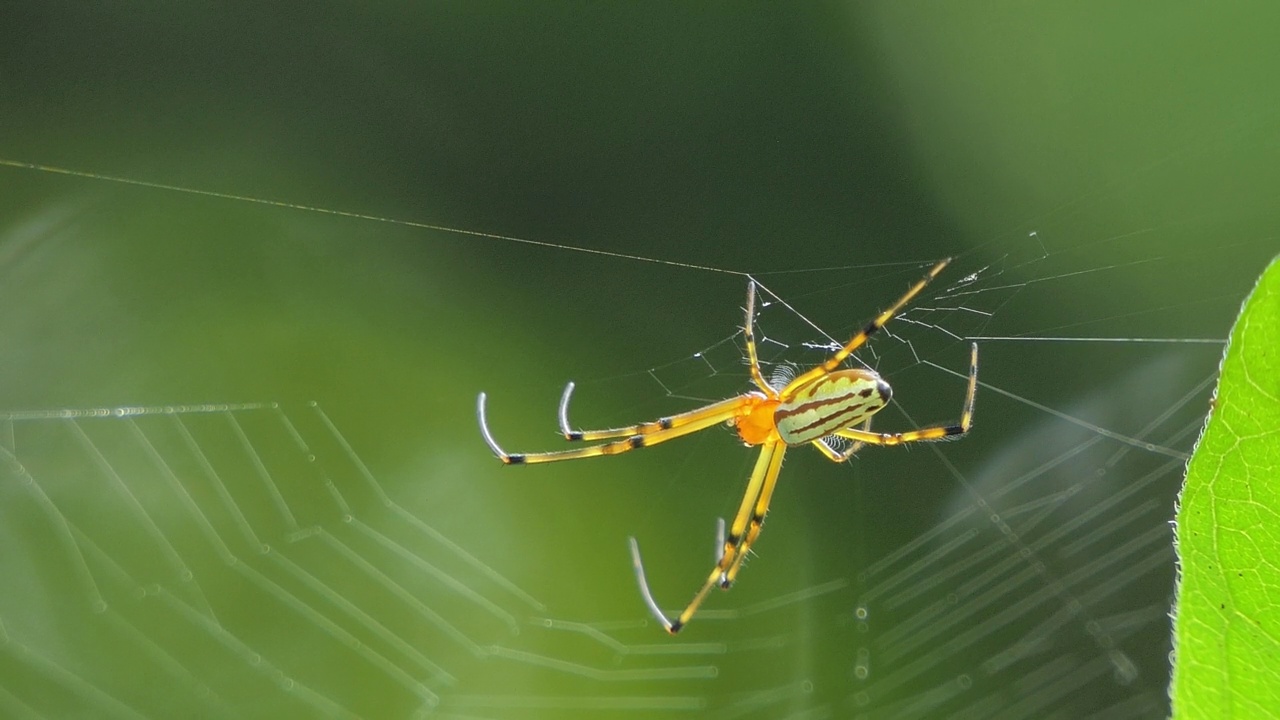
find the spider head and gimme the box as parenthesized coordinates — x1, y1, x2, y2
(732, 393, 779, 446)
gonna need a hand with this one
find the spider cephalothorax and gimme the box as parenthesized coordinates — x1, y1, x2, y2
(478, 258, 977, 634)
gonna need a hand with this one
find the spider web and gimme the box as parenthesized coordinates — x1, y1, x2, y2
(2, 4, 1279, 719)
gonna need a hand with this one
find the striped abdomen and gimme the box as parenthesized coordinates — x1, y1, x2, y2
(774, 369, 892, 445)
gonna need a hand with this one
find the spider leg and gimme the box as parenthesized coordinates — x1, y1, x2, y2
(629, 518, 724, 635)
(780, 258, 951, 397)
(477, 392, 752, 464)
(743, 278, 777, 397)
(720, 441, 787, 587)
(831, 342, 978, 447)
(629, 439, 786, 634)
(557, 382, 765, 441)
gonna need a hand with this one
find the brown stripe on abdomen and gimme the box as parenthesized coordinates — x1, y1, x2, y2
(776, 394, 881, 444)
(778, 404, 877, 444)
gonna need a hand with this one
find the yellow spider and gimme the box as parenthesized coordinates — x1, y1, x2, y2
(477, 259, 978, 634)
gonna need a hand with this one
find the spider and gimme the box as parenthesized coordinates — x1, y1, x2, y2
(477, 258, 978, 634)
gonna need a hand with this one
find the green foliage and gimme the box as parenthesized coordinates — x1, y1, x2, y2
(1173, 255, 1280, 717)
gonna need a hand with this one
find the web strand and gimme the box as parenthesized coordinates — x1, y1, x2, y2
(0, 158, 744, 276)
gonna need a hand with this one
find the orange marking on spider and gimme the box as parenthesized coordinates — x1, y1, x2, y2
(477, 258, 978, 634)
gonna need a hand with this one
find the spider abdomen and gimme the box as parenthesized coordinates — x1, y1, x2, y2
(774, 369, 891, 445)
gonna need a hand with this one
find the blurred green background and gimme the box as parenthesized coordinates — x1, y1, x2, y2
(2, 3, 1278, 719)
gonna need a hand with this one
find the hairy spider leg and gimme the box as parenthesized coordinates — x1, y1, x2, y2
(556, 382, 767, 442)
(630, 438, 786, 634)
(720, 439, 788, 587)
(779, 258, 951, 399)
(743, 279, 777, 397)
(478, 392, 756, 464)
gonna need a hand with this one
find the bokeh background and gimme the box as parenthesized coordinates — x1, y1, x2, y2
(2, 3, 1278, 718)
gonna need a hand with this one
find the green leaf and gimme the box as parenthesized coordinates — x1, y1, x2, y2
(1173, 255, 1280, 718)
